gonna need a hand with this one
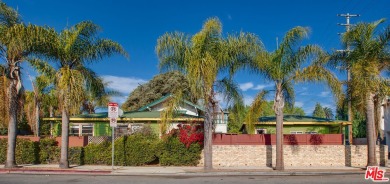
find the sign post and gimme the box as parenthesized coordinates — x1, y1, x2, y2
(108, 102, 118, 170)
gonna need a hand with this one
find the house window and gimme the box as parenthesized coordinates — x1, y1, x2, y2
(70, 125, 79, 136)
(290, 131, 303, 134)
(256, 129, 267, 134)
(305, 131, 318, 134)
(81, 125, 93, 136)
(116, 125, 129, 136)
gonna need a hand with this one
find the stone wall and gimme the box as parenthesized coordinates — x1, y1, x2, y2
(198, 145, 388, 167)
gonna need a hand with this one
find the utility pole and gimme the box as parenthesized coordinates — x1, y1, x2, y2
(337, 13, 359, 144)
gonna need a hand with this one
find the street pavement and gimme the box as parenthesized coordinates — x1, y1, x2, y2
(0, 174, 372, 184)
(0, 164, 387, 176)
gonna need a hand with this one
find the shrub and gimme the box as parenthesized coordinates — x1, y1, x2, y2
(0, 138, 39, 164)
(39, 138, 60, 164)
(69, 147, 84, 165)
(115, 133, 159, 166)
(84, 141, 111, 165)
(177, 124, 204, 148)
(0, 138, 6, 164)
(15, 138, 39, 164)
(159, 136, 202, 166)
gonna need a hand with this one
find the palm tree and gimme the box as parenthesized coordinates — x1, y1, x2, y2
(246, 27, 342, 170)
(312, 102, 326, 118)
(24, 74, 52, 136)
(336, 19, 390, 166)
(0, 2, 55, 168)
(81, 80, 120, 114)
(156, 17, 260, 170)
(42, 21, 128, 168)
(323, 107, 334, 119)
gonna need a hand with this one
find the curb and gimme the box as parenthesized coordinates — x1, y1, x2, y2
(0, 169, 366, 176)
(0, 169, 111, 175)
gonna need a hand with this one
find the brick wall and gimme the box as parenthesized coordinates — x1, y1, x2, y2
(198, 145, 388, 167)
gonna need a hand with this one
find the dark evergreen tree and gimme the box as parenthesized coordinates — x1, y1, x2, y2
(121, 72, 196, 111)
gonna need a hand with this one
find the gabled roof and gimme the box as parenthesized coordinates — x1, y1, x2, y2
(259, 115, 336, 122)
(137, 94, 204, 112)
(249, 115, 351, 125)
(43, 111, 203, 122)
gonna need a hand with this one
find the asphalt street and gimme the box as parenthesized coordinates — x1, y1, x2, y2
(0, 174, 373, 184)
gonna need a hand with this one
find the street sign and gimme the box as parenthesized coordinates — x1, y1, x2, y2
(108, 102, 119, 170)
(108, 102, 119, 119)
(110, 118, 117, 128)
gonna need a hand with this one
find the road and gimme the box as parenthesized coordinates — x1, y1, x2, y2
(0, 174, 374, 184)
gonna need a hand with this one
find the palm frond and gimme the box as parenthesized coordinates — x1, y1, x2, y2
(214, 77, 243, 107)
(221, 32, 263, 75)
(83, 39, 129, 63)
(0, 2, 20, 27)
(28, 58, 56, 78)
(245, 90, 268, 134)
(282, 81, 295, 108)
(157, 32, 189, 73)
(279, 26, 309, 55)
(282, 44, 322, 75)
(294, 55, 342, 101)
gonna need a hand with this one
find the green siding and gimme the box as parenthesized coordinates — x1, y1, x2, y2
(150, 123, 159, 135)
(94, 122, 111, 136)
(53, 122, 61, 136)
(254, 125, 341, 134)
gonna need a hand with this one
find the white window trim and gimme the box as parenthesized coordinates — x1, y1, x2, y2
(290, 131, 303, 134)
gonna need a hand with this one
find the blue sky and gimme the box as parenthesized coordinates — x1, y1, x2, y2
(5, 0, 390, 115)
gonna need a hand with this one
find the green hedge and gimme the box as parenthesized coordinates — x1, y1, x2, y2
(0, 138, 38, 164)
(84, 141, 111, 165)
(0, 138, 7, 164)
(0, 135, 202, 166)
(114, 134, 158, 166)
(158, 136, 202, 166)
(39, 138, 60, 164)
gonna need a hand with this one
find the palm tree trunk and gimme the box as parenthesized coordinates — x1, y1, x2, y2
(275, 84, 284, 171)
(203, 94, 213, 171)
(35, 99, 40, 137)
(59, 107, 69, 168)
(5, 81, 18, 168)
(366, 93, 378, 166)
(49, 106, 53, 136)
(374, 95, 383, 142)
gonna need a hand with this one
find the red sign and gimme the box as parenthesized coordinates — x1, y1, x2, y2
(365, 166, 389, 182)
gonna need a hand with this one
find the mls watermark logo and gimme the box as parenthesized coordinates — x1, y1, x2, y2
(365, 166, 389, 182)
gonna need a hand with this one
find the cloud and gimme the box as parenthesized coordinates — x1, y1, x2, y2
(239, 82, 254, 91)
(253, 83, 274, 90)
(300, 92, 310, 96)
(295, 101, 304, 108)
(243, 95, 254, 106)
(102, 75, 148, 104)
(102, 75, 147, 94)
(319, 91, 331, 97)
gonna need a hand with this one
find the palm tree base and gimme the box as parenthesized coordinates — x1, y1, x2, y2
(204, 165, 213, 171)
(4, 162, 17, 168)
(366, 162, 379, 167)
(274, 166, 284, 171)
(59, 161, 69, 169)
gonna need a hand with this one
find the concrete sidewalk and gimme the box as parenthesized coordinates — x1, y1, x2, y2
(1, 164, 386, 176)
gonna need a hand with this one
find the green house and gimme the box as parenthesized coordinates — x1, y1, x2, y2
(44, 95, 228, 136)
(241, 115, 351, 135)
